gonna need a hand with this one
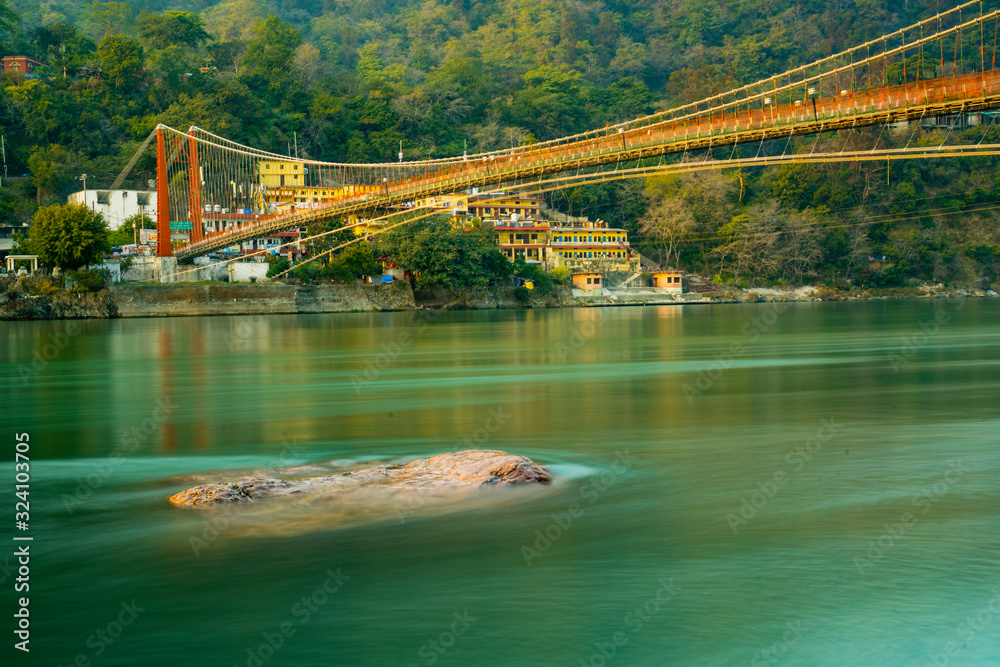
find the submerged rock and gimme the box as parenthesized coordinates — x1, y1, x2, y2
(168, 450, 552, 508)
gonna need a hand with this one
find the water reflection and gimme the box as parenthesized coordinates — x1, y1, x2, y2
(1, 301, 998, 666)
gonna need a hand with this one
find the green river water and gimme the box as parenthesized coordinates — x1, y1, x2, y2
(1, 300, 998, 666)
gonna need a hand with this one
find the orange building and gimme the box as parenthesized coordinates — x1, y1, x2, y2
(652, 271, 684, 292)
(572, 272, 604, 290)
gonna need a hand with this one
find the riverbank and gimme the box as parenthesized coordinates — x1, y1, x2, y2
(1, 274, 995, 320)
(1, 276, 576, 320)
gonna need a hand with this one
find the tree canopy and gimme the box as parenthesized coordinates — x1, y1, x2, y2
(28, 203, 110, 269)
(378, 216, 511, 292)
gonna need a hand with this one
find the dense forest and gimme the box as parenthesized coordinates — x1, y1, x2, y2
(1, 0, 999, 287)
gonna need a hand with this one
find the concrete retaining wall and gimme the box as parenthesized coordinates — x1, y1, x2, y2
(113, 282, 417, 318)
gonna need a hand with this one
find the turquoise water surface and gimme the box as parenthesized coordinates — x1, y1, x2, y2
(1, 300, 998, 666)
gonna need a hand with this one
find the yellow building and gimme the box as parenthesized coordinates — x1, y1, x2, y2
(468, 194, 543, 224)
(258, 160, 305, 188)
(548, 220, 638, 273)
(415, 194, 469, 217)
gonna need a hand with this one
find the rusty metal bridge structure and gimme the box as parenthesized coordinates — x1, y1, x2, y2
(113, 1, 1000, 265)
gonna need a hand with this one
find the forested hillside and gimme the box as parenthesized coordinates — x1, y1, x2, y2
(1, 0, 998, 287)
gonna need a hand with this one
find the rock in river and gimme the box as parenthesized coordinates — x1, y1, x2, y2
(168, 449, 552, 508)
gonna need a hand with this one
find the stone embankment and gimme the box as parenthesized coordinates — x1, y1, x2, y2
(113, 281, 417, 317)
(1, 275, 117, 320)
(5, 273, 996, 320)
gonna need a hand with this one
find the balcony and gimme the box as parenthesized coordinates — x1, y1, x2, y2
(491, 219, 547, 229)
(550, 240, 630, 247)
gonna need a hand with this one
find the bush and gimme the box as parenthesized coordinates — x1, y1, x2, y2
(68, 268, 109, 292)
(511, 258, 551, 292)
(33, 279, 60, 296)
(266, 255, 291, 278)
(512, 286, 531, 304)
(291, 262, 324, 284)
(549, 266, 572, 284)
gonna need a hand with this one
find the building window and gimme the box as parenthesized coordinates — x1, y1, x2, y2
(280, 165, 284, 170)
(587, 278, 592, 284)
(594, 277, 601, 284)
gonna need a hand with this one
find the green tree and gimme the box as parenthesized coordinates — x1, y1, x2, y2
(207, 41, 247, 74)
(33, 23, 96, 77)
(328, 242, 380, 281)
(28, 203, 110, 269)
(97, 34, 145, 91)
(86, 1, 132, 39)
(27, 145, 80, 204)
(378, 216, 510, 293)
(107, 213, 153, 246)
(138, 11, 210, 50)
(0, 0, 17, 34)
(242, 17, 302, 99)
(266, 254, 290, 278)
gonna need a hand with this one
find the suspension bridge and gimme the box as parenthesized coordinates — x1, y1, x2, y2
(112, 1, 1000, 268)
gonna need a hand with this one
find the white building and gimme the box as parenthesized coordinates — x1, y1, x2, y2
(67, 190, 157, 230)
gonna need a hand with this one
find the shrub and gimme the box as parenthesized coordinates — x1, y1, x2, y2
(68, 268, 109, 292)
(549, 266, 571, 284)
(291, 261, 324, 284)
(266, 255, 291, 278)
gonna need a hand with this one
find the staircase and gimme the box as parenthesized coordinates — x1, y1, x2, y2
(682, 272, 724, 293)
